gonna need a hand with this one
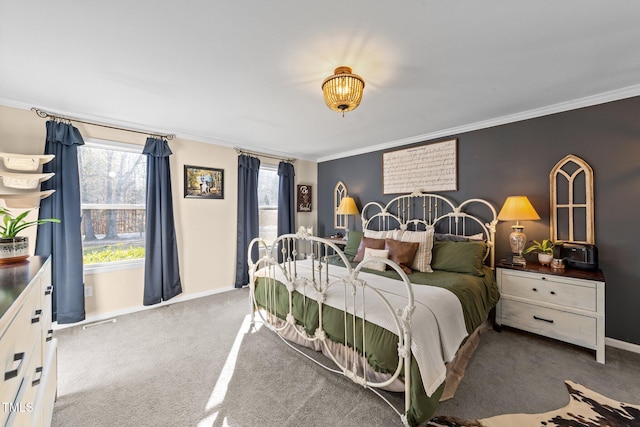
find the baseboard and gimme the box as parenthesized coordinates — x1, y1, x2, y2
(53, 286, 237, 330)
(605, 337, 640, 354)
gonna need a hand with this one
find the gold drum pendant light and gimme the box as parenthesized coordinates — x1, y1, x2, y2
(322, 66, 365, 115)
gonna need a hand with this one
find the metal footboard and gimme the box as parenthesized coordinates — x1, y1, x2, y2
(248, 227, 415, 426)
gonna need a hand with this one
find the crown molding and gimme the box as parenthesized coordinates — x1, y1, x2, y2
(0, 98, 317, 162)
(5, 82, 640, 165)
(316, 83, 640, 162)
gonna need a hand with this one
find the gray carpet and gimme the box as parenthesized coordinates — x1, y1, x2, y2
(52, 288, 640, 426)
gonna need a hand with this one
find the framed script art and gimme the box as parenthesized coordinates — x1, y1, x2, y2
(297, 184, 312, 212)
(184, 165, 224, 199)
(382, 139, 457, 194)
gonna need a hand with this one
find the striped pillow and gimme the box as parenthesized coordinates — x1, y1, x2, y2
(400, 227, 435, 273)
(364, 229, 404, 241)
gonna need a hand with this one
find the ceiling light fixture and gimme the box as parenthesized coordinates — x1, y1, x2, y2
(322, 66, 365, 116)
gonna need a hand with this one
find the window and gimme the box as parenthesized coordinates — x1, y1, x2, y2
(258, 165, 279, 246)
(78, 140, 147, 269)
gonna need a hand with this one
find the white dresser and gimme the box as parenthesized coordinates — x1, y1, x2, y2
(1, 257, 57, 426)
(495, 261, 605, 364)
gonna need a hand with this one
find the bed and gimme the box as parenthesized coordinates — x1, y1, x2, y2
(248, 192, 500, 426)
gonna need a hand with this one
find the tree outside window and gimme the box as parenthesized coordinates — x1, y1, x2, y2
(78, 142, 146, 265)
(258, 166, 279, 246)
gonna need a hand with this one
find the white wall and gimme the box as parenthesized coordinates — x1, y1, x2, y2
(0, 104, 317, 318)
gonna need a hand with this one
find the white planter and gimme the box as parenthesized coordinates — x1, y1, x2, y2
(0, 237, 29, 264)
(537, 252, 553, 266)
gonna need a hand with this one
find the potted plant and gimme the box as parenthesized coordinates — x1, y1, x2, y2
(523, 239, 556, 266)
(0, 208, 60, 264)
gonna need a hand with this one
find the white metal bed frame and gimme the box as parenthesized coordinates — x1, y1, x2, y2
(248, 192, 497, 426)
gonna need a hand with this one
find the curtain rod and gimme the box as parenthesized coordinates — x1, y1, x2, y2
(234, 147, 295, 163)
(31, 107, 176, 141)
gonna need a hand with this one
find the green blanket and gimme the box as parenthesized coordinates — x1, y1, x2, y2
(252, 258, 499, 426)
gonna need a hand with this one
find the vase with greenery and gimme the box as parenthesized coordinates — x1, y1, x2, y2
(523, 239, 556, 266)
(0, 208, 60, 264)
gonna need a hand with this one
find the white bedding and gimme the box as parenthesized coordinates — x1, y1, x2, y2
(255, 258, 468, 396)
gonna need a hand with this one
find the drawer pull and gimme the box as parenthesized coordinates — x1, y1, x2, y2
(533, 315, 554, 324)
(550, 291, 556, 295)
(45, 285, 53, 295)
(541, 277, 547, 280)
(532, 288, 538, 292)
(31, 309, 43, 324)
(46, 329, 54, 342)
(32, 367, 43, 387)
(4, 352, 25, 381)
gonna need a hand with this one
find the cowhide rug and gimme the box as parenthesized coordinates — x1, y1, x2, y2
(427, 380, 640, 427)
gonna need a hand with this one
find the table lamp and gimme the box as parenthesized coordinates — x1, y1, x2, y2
(497, 195, 541, 266)
(337, 196, 359, 240)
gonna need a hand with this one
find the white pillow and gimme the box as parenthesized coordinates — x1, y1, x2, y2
(400, 227, 435, 273)
(363, 247, 389, 272)
(364, 229, 386, 239)
(364, 229, 404, 240)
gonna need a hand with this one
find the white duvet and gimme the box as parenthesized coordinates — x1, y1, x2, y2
(255, 259, 468, 396)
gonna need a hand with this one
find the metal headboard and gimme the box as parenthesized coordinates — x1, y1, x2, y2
(361, 191, 498, 269)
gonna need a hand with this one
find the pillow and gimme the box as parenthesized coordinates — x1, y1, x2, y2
(431, 240, 486, 276)
(362, 247, 389, 272)
(400, 227, 435, 273)
(343, 230, 363, 257)
(384, 239, 419, 274)
(434, 232, 485, 242)
(434, 233, 469, 242)
(467, 232, 485, 241)
(364, 229, 404, 241)
(353, 236, 386, 262)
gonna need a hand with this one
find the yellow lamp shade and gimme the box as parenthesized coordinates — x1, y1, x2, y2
(337, 196, 359, 215)
(497, 196, 541, 221)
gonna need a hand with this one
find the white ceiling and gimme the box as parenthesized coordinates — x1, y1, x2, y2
(2, 1, 640, 162)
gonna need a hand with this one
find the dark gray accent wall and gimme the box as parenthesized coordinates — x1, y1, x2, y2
(318, 96, 640, 346)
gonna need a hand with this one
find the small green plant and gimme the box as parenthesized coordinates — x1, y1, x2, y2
(523, 239, 556, 255)
(0, 208, 60, 239)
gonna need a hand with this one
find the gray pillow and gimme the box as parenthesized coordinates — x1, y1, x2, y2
(434, 233, 469, 242)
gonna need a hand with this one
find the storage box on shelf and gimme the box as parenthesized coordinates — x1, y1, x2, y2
(0, 256, 57, 427)
(495, 261, 605, 363)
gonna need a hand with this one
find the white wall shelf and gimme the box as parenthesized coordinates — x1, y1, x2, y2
(0, 152, 54, 171)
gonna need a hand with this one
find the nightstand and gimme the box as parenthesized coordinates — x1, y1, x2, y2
(495, 261, 605, 363)
(324, 237, 347, 248)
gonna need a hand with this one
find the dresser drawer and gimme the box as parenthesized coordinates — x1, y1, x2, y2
(0, 284, 42, 407)
(17, 336, 44, 425)
(501, 298, 597, 348)
(501, 271, 596, 311)
(0, 257, 55, 426)
(32, 338, 58, 427)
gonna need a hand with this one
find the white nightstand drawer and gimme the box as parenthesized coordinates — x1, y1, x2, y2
(501, 273, 596, 311)
(501, 299, 597, 348)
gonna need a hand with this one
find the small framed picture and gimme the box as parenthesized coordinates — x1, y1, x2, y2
(184, 165, 224, 199)
(297, 184, 312, 212)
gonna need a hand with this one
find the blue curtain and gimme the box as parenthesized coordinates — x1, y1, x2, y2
(235, 154, 260, 288)
(35, 120, 85, 324)
(277, 161, 295, 236)
(142, 138, 182, 305)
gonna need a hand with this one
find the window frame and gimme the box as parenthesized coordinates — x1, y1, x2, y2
(80, 138, 147, 274)
(257, 164, 279, 248)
